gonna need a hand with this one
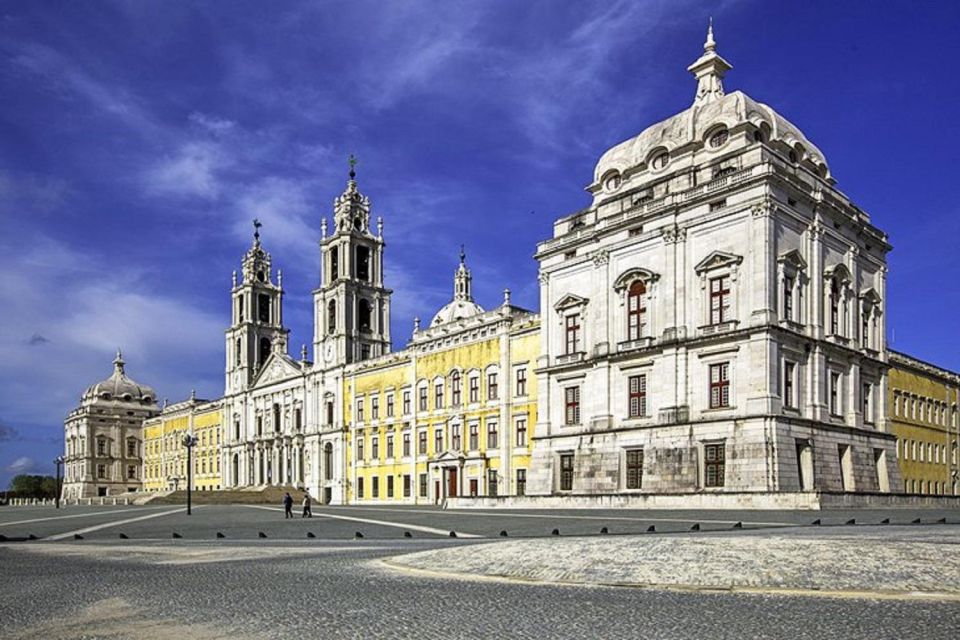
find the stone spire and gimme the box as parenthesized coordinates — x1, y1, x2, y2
(453, 245, 474, 302)
(687, 18, 732, 106)
(333, 154, 371, 233)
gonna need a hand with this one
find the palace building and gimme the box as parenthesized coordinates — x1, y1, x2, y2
(64, 24, 960, 502)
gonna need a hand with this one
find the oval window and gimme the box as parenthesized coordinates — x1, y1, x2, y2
(602, 171, 621, 192)
(650, 152, 669, 171)
(708, 128, 729, 148)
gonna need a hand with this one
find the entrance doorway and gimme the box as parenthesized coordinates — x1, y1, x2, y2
(446, 468, 458, 498)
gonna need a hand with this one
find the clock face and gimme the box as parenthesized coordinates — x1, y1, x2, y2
(323, 340, 334, 363)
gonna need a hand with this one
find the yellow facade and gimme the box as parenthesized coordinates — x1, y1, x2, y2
(888, 351, 959, 495)
(345, 312, 539, 504)
(142, 397, 223, 492)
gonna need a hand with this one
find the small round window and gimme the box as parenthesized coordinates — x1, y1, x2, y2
(708, 128, 729, 148)
(650, 151, 669, 171)
(602, 171, 621, 192)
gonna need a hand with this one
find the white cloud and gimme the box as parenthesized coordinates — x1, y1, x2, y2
(4, 457, 34, 475)
(188, 111, 237, 135)
(143, 141, 227, 200)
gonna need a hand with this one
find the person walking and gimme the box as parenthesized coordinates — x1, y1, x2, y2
(283, 492, 293, 519)
(302, 493, 312, 518)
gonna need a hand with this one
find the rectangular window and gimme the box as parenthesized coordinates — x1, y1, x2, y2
(565, 387, 581, 425)
(625, 449, 644, 489)
(862, 383, 873, 423)
(516, 368, 527, 396)
(564, 315, 581, 354)
(418, 430, 427, 455)
(402, 391, 411, 415)
(487, 421, 498, 449)
(387, 475, 394, 498)
(451, 426, 461, 451)
(356, 437, 364, 461)
(469, 424, 479, 450)
(434, 382, 443, 409)
(516, 469, 526, 496)
(627, 282, 647, 340)
(419, 473, 428, 498)
(488, 469, 498, 497)
(452, 374, 462, 406)
(862, 309, 870, 347)
(704, 443, 725, 487)
(127, 465, 136, 480)
(357, 476, 364, 498)
(829, 372, 841, 415)
(784, 361, 796, 409)
(559, 454, 574, 491)
(386, 395, 394, 418)
(402, 432, 411, 457)
(516, 418, 527, 447)
(469, 377, 479, 403)
(783, 276, 794, 321)
(418, 386, 427, 412)
(386, 435, 394, 459)
(97, 440, 106, 456)
(628, 374, 647, 418)
(709, 276, 731, 324)
(487, 372, 499, 400)
(371, 437, 379, 460)
(127, 440, 136, 457)
(709, 363, 730, 409)
(403, 474, 411, 498)
(434, 428, 443, 453)
(372, 476, 379, 498)
(371, 397, 379, 420)
(97, 464, 106, 479)
(356, 399, 364, 423)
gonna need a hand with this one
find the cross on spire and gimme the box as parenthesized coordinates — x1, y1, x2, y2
(253, 218, 262, 242)
(348, 154, 357, 180)
(459, 244, 466, 265)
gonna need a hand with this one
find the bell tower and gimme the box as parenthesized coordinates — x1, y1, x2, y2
(225, 221, 290, 394)
(313, 158, 392, 369)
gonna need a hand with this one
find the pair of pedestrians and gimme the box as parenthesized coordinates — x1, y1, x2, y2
(283, 492, 312, 518)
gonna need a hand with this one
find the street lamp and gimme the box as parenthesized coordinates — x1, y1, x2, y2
(54, 455, 65, 509)
(182, 434, 198, 515)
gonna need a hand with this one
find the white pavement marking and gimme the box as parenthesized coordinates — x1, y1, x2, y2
(245, 505, 483, 538)
(0, 507, 172, 528)
(44, 508, 186, 541)
(328, 505, 799, 527)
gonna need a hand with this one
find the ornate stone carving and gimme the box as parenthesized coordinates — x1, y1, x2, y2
(590, 249, 609, 267)
(751, 200, 776, 218)
(661, 225, 686, 244)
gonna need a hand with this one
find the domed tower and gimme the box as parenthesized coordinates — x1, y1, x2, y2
(430, 246, 485, 327)
(62, 351, 159, 500)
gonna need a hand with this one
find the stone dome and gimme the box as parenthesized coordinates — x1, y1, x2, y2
(593, 23, 831, 187)
(83, 351, 157, 405)
(430, 299, 485, 327)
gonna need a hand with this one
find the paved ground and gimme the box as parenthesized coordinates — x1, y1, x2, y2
(1, 504, 959, 639)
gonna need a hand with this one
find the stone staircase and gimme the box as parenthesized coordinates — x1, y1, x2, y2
(134, 485, 308, 506)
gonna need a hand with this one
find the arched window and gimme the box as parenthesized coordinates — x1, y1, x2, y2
(627, 281, 647, 341)
(259, 337, 271, 366)
(327, 300, 336, 333)
(324, 443, 333, 481)
(235, 338, 242, 367)
(358, 299, 372, 332)
(330, 246, 339, 281)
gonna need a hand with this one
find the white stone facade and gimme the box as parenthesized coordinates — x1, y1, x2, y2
(527, 26, 900, 497)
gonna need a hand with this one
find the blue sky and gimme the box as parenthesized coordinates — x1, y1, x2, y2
(2, 1, 959, 487)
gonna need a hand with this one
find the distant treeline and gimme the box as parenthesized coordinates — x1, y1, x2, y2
(4, 474, 59, 499)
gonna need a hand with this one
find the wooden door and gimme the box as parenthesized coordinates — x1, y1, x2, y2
(447, 468, 458, 498)
(434, 480, 440, 504)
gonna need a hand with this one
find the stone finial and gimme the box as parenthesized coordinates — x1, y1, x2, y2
(705, 16, 716, 53)
(301, 343, 308, 361)
(688, 18, 732, 106)
(190, 389, 196, 402)
(413, 316, 421, 333)
(231, 270, 237, 288)
(113, 349, 125, 375)
(321, 217, 327, 239)
(277, 269, 283, 287)
(503, 288, 511, 306)
(377, 216, 383, 238)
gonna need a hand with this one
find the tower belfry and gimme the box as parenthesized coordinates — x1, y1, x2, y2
(225, 221, 290, 394)
(314, 158, 392, 367)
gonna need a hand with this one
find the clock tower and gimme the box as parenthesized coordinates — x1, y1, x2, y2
(313, 159, 392, 369)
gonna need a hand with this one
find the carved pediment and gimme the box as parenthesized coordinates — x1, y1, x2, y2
(251, 352, 304, 388)
(777, 249, 807, 271)
(859, 287, 882, 305)
(824, 263, 852, 283)
(613, 268, 660, 292)
(694, 250, 743, 274)
(554, 293, 588, 311)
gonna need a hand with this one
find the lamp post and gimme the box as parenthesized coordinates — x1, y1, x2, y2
(182, 434, 198, 515)
(54, 455, 65, 509)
